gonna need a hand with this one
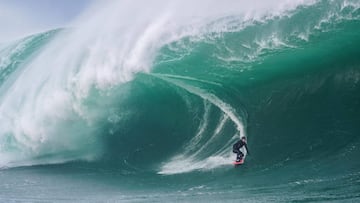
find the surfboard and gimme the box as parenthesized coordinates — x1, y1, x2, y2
(233, 159, 244, 165)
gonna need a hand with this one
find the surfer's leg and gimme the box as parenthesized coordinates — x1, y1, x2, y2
(237, 151, 244, 161)
(233, 149, 241, 161)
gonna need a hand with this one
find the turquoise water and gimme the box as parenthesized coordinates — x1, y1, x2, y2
(1, 0, 360, 202)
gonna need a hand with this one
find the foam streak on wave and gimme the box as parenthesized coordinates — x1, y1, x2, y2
(152, 74, 244, 174)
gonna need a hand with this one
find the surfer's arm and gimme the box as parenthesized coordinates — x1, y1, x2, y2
(245, 143, 250, 155)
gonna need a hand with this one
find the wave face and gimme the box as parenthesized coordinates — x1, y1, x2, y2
(0, 0, 360, 200)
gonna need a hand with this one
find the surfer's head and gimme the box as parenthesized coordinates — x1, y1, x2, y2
(241, 136, 246, 141)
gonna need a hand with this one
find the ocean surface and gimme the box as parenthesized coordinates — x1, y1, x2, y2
(1, 0, 360, 202)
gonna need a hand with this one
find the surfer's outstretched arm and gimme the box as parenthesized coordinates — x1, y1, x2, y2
(245, 144, 250, 155)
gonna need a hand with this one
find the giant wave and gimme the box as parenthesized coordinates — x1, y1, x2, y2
(0, 0, 359, 189)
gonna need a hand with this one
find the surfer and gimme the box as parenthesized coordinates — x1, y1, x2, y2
(233, 136, 250, 162)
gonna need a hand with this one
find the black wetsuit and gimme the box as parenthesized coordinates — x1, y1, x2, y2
(233, 140, 250, 161)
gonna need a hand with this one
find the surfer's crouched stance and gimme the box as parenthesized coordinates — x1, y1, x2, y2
(233, 136, 250, 162)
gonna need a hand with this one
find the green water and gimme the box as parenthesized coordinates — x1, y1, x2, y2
(0, 0, 360, 202)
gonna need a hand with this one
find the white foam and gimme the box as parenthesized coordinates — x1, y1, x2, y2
(159, 154, 233, 175)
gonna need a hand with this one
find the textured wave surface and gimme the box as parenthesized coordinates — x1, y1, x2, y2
(0, 0, 360, 201)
